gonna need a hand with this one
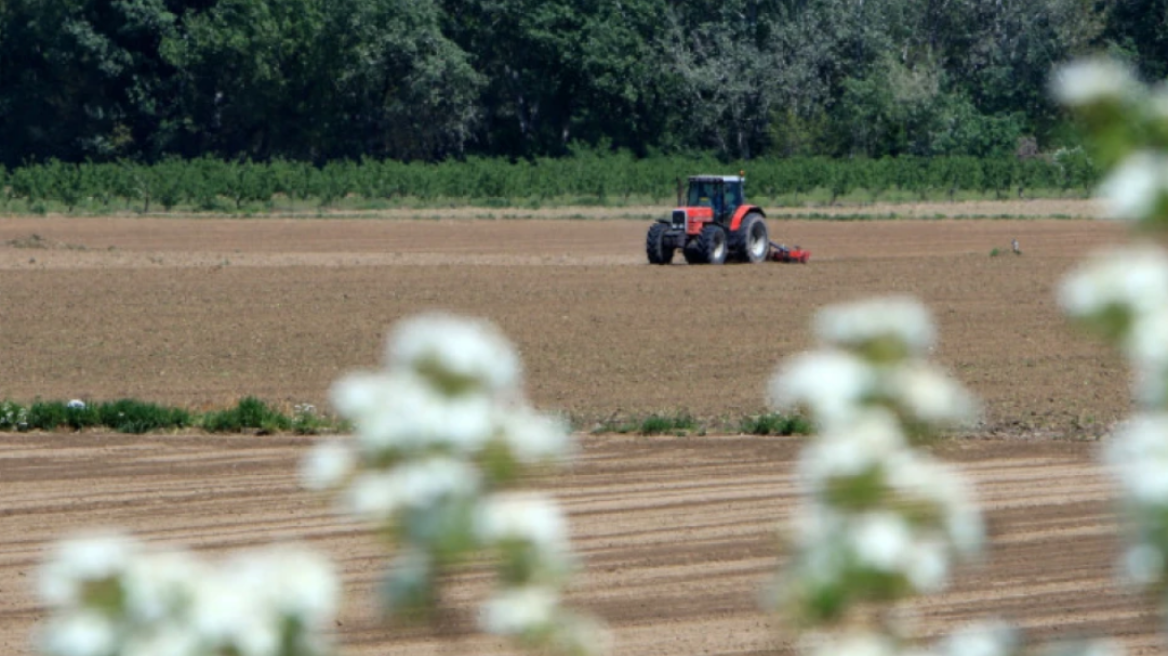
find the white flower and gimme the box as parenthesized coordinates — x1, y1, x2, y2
(388, 313, 521, 393)
(546, 611, 612, 656)
(905, 539, 950, 592)
(120, 625, 202, 656)
(1059, 244, 1168, 319)
(1133, 360, 1168, 409)
(885, 362, 979, 427)
(1051, 58, 1139, 107)
(479, 586, 559, 636)
(770, 350, 874, 428)
(38, 610, 118, 656)
(332, 371, 495, 456)
(1125, 304, 1168, 368)
(190, 573, 280, 656)
(799, 630, 901, 656)
(495, 406, 573, 463)
(797, 409, 905, 489)
(66, 399, 86, 410)
(1150, 84, 1168, 119)
(476, 492, 570, 553)
(885, 451, 984, 556)
(1103, 413, 1168, 505)
(329, 371, 393, 422)
(939, 621, 1018, 656)
(300, 441, 356, 491)
(253, 547, 339, 625)
(344, 457, 480, 522)
(122, 550, 204, 623)
(814, 297, 935, 357)
(850, 511, 913, 572)
(1121, 542, 1164, 587)
(1096, 151, 1168, 221)
(1040, 641, 1125, 656)
(39, 532, 140, 606)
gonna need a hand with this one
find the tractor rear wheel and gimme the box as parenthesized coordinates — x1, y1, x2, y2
(646, 222, 673, 265)
(684, 225, 727, 265)
(731, 213, 769, 263)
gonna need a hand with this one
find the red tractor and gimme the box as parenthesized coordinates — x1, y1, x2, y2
(646, 174, 769, 265)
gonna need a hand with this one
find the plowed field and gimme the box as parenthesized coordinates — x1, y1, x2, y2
(0, 202, 1159, 654)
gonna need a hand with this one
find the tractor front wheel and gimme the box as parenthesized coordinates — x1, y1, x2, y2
(684, 225, 727, 265)
(646, 222, 674, 265)
(731, 213, 769, 263)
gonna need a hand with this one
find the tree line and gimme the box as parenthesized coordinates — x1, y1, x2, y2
(0, 0, 1163, 167)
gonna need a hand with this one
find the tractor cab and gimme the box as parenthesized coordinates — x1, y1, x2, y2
(686, 175, 744, 224)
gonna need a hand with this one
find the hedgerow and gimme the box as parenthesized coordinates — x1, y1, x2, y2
(0, 398, 337, 435)
(0, 154, 1100, 214)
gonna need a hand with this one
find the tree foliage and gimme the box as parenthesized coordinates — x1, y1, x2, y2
(0, 0, 1131, 166)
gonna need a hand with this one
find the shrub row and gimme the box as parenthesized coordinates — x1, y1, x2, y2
(589, 411, 813, 437)
(0, 151, 1099, 213)
(0, 399, 811, 438)
(0, 398, 335, 435)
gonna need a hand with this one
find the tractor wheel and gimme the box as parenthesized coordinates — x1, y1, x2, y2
(646, 222, 673, 265)
(684, 225, 728, 265)
(731, 213, 769, 263)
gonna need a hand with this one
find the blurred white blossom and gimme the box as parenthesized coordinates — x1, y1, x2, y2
(36, 535, 338, 656)
(1051, 58, 1138, 107)
(849, 511, 914, 572)
(495, 406, 573, 464)
(331, 371, 496, 456)
(1096, 151, 1168, 221)
(39, 531, 139, 606)
(768, 297, 983, 633)
(344, 457, 480, 522)
(799, 630, 903, 656)
(886, 362, 979, 428)
(814, 296, 936, 357)
(300, 440, 356, 491)
(122, 551, 204, 623)
(797, 409, 904, 489)
(1103, 413, 1168, 505)
(1121, 542, 1165, 587)
(1059, 245, 1168, 321)
(39, 610, 118, 656)
(939, 621, 1019, 656)
(479, 585, 558, 636)
(770, 350, 875, 429)
(306, 313, 605, 656)
(119, 625, 202, 656)
(388, 312, 522, 394)
(476, 492, 570, 555)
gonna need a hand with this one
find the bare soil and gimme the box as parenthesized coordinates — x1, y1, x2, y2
(0, 208, 1132, 434)
(0, 433, 1159, 655)
(0, 205, 1156, 655)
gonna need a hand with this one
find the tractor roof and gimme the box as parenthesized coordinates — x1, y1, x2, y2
(688, 175, 744, 183)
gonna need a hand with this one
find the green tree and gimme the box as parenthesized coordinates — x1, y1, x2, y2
(0, 0, 178, 166)
(1104, 0, 1168, 81)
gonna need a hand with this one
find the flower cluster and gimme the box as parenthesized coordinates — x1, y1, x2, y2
(1055, 57, 1168, 609)
(301, 313, 605, 656)
(767, 297, 984, 631)
(36, 532, 338, 656)
(797, 621, 1020, 656)
(1051, 57, 1168, 228)
(1060, 245, 1168, 407)
(771, 296, 978, 440)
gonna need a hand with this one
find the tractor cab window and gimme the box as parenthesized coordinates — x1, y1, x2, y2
(726, 182, 744, 213)
(687, 180, 721, 210)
